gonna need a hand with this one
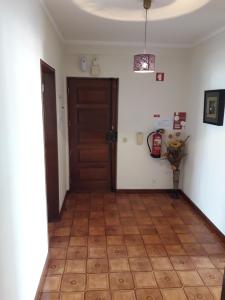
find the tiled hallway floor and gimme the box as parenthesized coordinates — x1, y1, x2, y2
(38, 193, 225, 300)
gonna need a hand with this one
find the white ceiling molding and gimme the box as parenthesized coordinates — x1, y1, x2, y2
(192, 25, 225, 48)
(40, 0, 225, 50)
(39, 0, 65, 43)
(64, 39, 192, 49)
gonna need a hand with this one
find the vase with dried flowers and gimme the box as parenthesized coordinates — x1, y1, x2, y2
(162, 133, 190, 198)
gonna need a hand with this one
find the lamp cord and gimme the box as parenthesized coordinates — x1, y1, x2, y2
(144, 8, 148, 54)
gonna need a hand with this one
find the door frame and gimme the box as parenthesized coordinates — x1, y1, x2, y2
(41, 60, 59, 221)
(222, 271, 225, 300)
(67, 77, 119, 192)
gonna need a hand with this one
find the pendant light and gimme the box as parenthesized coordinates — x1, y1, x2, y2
(134, 0, 155, 73)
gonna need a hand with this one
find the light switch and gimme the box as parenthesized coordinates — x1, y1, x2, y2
(122, 137, 127, 143)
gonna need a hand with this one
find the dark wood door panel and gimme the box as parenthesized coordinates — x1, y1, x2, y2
(78, 130, 106, 144)
(77, 88, 110, 104)
(78, 147, 110, 162)
(77, 108, 109, 127)
(72, 162, 110, 177)
(67, 78, 118, 192)
(79, 167, 109, 180)
(72, 180, 111, 191)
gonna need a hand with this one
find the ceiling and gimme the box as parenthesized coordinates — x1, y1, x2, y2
(42, 0, 225, 47)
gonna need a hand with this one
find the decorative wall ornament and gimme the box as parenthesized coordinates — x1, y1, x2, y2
(79, 56, 88, 72)
(90, 57, 101, 77)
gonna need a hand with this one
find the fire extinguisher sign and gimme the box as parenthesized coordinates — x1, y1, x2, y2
(173, 112, 186, 130)
(156, 73, 165, 82)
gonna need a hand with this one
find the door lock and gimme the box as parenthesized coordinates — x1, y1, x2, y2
(106, 130, 117, 143)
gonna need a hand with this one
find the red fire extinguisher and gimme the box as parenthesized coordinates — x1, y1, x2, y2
(147, 129, 164, 158)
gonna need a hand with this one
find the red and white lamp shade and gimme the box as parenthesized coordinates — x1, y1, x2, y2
(133, 0, 155, 74)
(134, 53, 155, 73)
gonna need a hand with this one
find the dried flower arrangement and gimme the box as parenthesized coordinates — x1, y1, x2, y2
(162, 133, 190, 198)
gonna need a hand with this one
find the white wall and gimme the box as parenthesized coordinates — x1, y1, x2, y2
(0, 0, 67, 299)
(64, 45, 190, 189)
(183, 31, 225, 235)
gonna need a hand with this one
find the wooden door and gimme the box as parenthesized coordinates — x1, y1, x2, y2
(67, 78, 118, 192)
(41, 60, 59, 221)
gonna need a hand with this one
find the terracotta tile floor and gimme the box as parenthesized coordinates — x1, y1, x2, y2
(38, 193, 225, 300)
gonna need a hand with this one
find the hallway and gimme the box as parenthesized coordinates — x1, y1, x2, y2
(38, 193, 224, 299)
(2, 1, 225, 299)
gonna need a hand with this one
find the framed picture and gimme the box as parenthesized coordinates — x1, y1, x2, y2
(203, 90, 225, 126)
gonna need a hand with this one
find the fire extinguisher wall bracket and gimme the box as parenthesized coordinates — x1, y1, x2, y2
(147, 131, 154, 153)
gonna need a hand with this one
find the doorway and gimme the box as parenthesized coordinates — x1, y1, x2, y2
(67, 78, 118, 192)
(41, 60, 59, 222)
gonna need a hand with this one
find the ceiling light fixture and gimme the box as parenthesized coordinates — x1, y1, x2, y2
(134, 0, 155, 73)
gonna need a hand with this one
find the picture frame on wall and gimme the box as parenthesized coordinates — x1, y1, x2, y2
(203, 89, 225, 126)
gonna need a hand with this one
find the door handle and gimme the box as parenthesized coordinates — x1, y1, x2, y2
(106, 130, 117, 143)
